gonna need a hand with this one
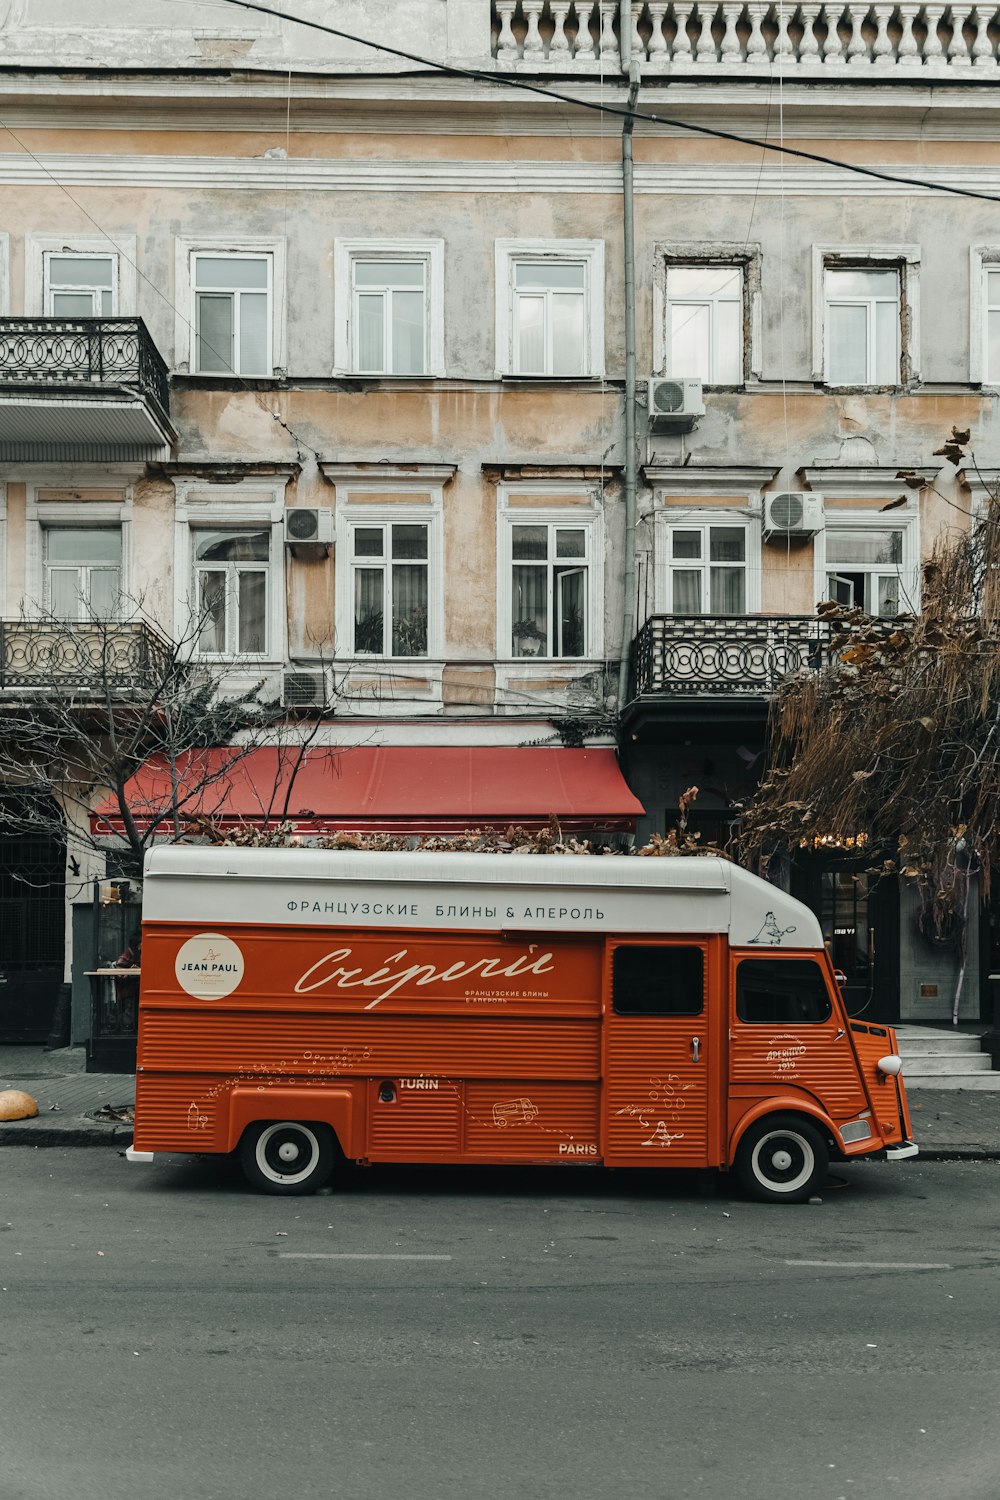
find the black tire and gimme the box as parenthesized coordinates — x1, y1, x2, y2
(238, 1120, 335, 1195)
(734, 1114, 829, 1204)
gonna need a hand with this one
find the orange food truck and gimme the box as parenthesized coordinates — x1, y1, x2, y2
(126, 847, 917, 1202)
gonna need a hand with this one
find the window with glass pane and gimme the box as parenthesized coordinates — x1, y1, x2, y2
(668, 524, 746, 614)
(511, 522, 588, 657)
(351, 523, 428, 656)
(193, 529, 270, 655)
(986, 268, 1000, 383)
(665, 265, 742, 384)
(193, 255, 270, 375)
(46, 255, 115, 317)
(825, 527, 906, 617)
(512, 261, 587, 376)
(352, 260, 426, 375)
(825, 267, 900, 385)
(45, 528, 121, 620)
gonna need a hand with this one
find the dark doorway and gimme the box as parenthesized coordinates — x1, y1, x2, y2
(0, 789, 65, 1042)
(791, 857, 900, 1023)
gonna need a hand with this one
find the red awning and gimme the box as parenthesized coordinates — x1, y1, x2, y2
(90, 746, 645, 837)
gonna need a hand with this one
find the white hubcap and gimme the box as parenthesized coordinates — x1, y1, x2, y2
(771, 1149, 793, 1171)
(278, 1140, 300, 1162)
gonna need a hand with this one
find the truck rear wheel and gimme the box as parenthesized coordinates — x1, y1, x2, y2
(734, 1115, 828, 1204)
(239, 1120, 335, 1195)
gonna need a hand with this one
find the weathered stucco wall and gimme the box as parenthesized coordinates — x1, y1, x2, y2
(2, 63, 999, 706)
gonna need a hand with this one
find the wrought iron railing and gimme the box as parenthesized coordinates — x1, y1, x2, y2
(0, 318, 170, 416)
(0, 620, 176, 693)
(630, 614, 834, 697)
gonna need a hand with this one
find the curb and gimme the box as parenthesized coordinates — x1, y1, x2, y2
(915, 1147, 1000, 1161)
(0, 1119, 132, 1147)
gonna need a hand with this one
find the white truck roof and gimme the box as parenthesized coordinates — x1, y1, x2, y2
(141, 846, 823, 951)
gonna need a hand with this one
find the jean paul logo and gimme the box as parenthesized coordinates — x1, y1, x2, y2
(175, 934, 245, 1000)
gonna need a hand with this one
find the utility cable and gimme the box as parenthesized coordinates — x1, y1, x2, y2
(206, 0, 1000, 207)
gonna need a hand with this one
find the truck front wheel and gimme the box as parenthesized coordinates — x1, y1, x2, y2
(239, 1120, 335, 1195)
(734, 1114, 829, 1204)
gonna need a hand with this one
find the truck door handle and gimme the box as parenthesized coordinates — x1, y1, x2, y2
(691, 1035, 701, 1062)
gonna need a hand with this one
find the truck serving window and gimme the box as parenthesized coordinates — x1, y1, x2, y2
(736, 959, 832, 1025)
(612, 945, 704, 1016)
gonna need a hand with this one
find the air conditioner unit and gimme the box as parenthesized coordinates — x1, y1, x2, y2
(281, 668, 328, 709)
(763, 492, 825, 539)
(648, 377, 704, 428)
(284, 508, 334, 546)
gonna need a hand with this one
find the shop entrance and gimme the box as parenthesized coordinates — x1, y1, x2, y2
(791, 859, 899, 1023)
(0, 790, 65, 1042)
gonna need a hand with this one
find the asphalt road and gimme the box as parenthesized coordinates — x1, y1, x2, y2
(1, 1149, 998, 1500)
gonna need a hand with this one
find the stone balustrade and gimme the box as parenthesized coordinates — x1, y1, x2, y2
(492, 1, 1000, 72)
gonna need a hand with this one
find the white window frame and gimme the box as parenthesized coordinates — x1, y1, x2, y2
(333, 239, 445, 377)
(656, 513, 759, 616)
(970, 247, 1000, 386)
(173, 481, 286, 662)
(24, 489, 134, 621)
(815, 509, 920, 618)
(495, 239, 605, 378)
(334, 487, 444, 660)
(653, 244, 762, 385)
(497, 486, 604, 661)
(812, 244, 920, 387)
(174, 237, 286, 377)
(26, 235, 136, 317)
(43, 526, 123, 620)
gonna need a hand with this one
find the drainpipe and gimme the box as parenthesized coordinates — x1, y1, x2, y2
(617, 63, 641, 714)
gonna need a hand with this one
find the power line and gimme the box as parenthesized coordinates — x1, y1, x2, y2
(208, 0, 1000, 208)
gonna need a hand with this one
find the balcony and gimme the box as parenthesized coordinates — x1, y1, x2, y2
(0, 318, 175, 463)
(629, 614, 833, 704)
(0, 620, 176, 695)
(492, 2, 1000, 75)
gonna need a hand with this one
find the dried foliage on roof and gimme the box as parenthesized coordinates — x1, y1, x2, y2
(741, 432, 997, 933)
(183, 793, 728, 860)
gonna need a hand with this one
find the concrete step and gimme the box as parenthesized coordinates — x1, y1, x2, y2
(894, 1026, 999, 1088)
(905, 1070, 1000, 1091)
(895, 1032, 985, 1056)
(903, 1052, 991, 1076)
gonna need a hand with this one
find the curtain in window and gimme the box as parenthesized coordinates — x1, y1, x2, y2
(354, 568, 384, 653)
(238, 571, 267, 654)
(672, 570, 703, 614)
(709, 567, 745, 614)
(391, 564, 428, 656)
(196, 294, 233, 374)
(392, 292, 425, 375)
(512, 566, 548, 655)
(198, 571, 227, 653)
(556, 567, 586, 656)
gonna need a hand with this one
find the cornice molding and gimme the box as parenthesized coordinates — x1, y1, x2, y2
(0, 151, 995, 197)
(2, 73, 1000, 134)
(799, 465, 934, 500)
(644, 465, 779, 495)
(319, 462, 457, 484)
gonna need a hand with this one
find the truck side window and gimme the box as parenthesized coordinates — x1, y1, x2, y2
(612, 945, 704, 1016)
(736, 959, 832, 1025)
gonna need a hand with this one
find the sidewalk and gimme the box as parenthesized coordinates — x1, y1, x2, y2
(0, 1046, 135, 1147)
(2, 1045, 1000, 1158)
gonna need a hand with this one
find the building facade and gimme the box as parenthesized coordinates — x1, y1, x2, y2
(0, 1, 997, 1038)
